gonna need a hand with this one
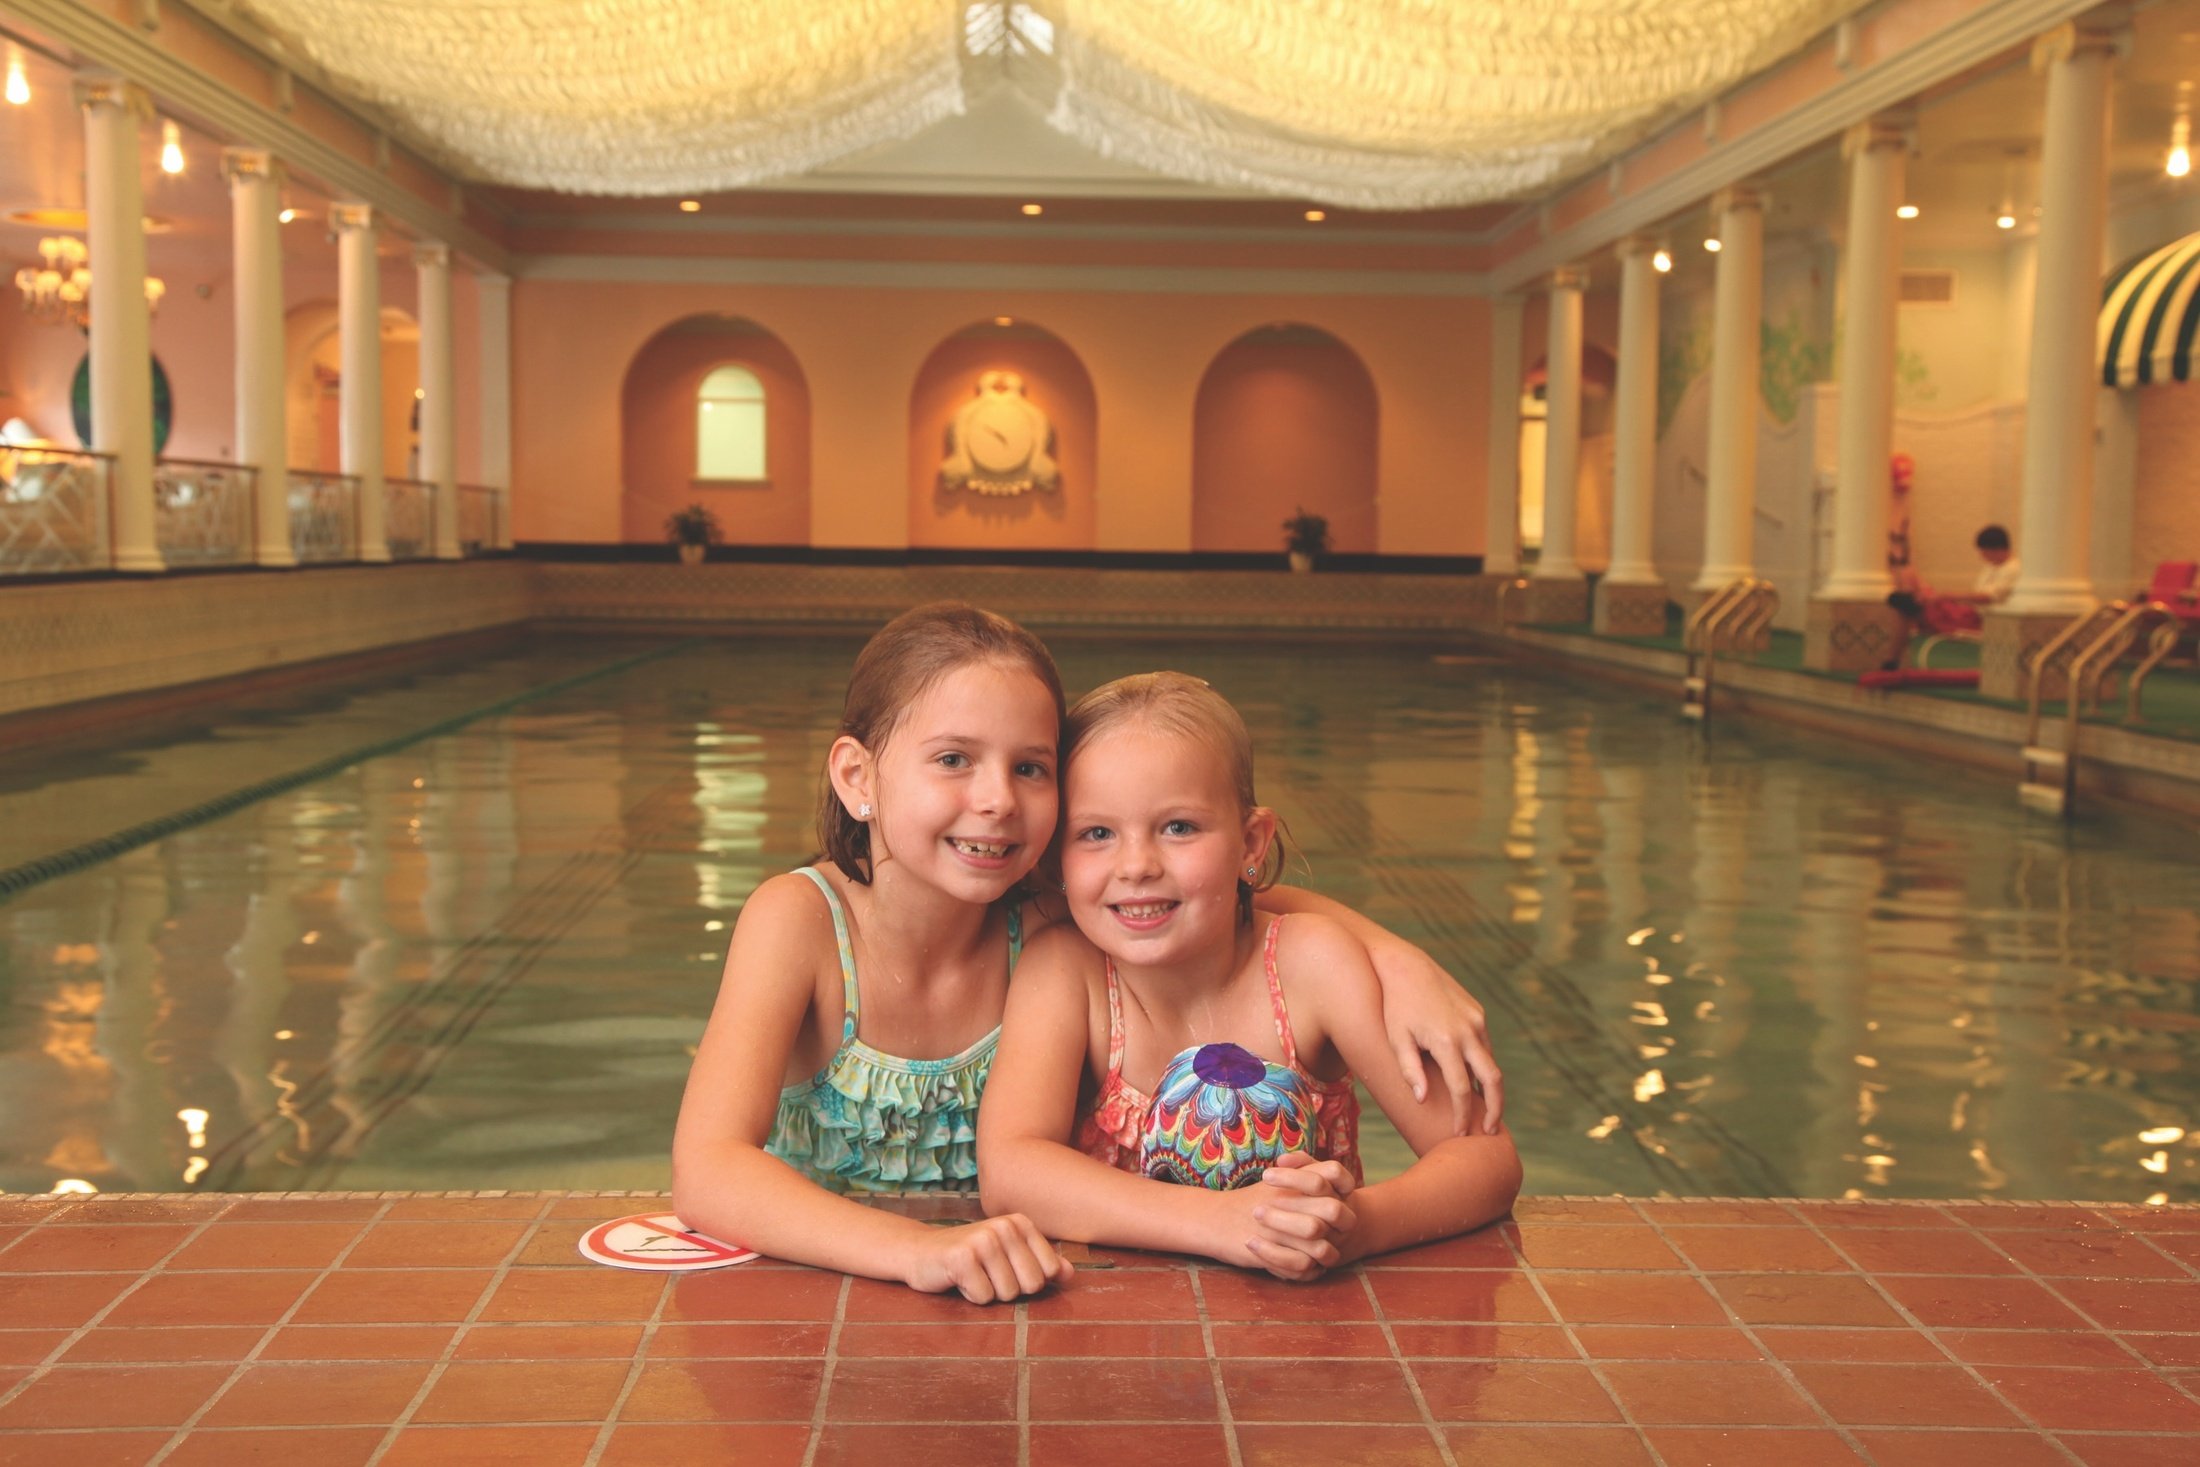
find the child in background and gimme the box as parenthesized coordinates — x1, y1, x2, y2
(978, 673, 1521, 1279)
(674, 606, 1507, 1301)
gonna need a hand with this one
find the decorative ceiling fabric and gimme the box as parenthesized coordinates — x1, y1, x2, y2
(228, 0, 1870, 206)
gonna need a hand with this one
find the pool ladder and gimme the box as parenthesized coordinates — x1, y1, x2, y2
(2018, 598, 2183, 817)
(1681, 578, 1778, 723)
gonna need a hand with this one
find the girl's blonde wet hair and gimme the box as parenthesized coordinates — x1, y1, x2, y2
(1061, 671, 1286, 917)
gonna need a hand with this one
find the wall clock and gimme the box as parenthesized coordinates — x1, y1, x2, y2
(940, 370, 1058, 496)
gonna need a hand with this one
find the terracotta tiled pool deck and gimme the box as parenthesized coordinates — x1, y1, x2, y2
(3, 1192, 2198, 1466)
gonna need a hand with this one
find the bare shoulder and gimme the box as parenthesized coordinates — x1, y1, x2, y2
(1017, 918, 1103, 984)
(1263, 908, 1371, 975)
(733, 868, 839, 939)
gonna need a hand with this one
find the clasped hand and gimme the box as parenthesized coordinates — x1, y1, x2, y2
(1233, 1151, 1358, 1282)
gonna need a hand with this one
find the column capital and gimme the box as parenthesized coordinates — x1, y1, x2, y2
(1616, 234, 1662, 262)
(1842, 115, 1913, 159)
(413, 241, 450, 270)
(1549, 265, 1588, 294)
(219, 148, 284, 186)
(328, 201, 376, 235)
(2032, 22, 2121, 73)
(72, 74, 152, 120)
(1712, 183, 1767, 217)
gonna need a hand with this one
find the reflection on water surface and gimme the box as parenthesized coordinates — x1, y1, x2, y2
(2, 634, 2194, 1203)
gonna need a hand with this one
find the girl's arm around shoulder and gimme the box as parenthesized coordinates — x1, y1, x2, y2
(978, 925, 1309, 1272)
(1264, 883, 1504, 1134)
(1275, 912, 1523, 1264)
(673, 871, 1069, 1302)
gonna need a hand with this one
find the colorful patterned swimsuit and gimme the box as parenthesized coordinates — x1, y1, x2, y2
(765, 866, 1021, 1193)
(1075, 916, 1363, 1184)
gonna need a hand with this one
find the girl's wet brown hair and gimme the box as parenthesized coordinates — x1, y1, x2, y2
(818, 602, 1066, 884)
(1060, 670, 1286, 920)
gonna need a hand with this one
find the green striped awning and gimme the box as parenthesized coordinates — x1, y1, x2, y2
(2100, 231, 2200, 388)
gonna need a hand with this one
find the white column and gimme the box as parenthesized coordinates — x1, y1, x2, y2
(1695, 185, 1767, 591)
(1482, 294, 1523, 575)
(2005, 24, 2115, 616)
(77, 75, 160, 573)
(1822, 120, 1909, 600)
(332, 202, 387, 562)
(415, 242, 459, 559)
(1606, 237, 1662, 585)
(1535, 267, 1586, 581)
(476, 272, 512, 548)
(224, 148, 293, 568)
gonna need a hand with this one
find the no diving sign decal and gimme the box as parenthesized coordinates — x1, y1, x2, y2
(578, 1212, 760, 1272)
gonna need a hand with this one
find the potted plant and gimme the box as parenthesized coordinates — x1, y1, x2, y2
(1282, 507, 1330, 573)
(665, 502, 722, 565)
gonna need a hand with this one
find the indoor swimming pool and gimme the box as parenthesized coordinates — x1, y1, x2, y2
(2, 631, 2195, 1205)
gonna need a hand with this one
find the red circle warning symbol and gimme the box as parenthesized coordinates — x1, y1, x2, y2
(577, 1212, 760, 1272)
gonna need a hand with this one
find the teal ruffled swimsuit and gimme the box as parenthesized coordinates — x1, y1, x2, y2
(765, 866, 1022, 1193)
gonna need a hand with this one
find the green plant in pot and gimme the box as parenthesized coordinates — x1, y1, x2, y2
(1282, 507, 1330, 573)
(665, 503, 722, 565)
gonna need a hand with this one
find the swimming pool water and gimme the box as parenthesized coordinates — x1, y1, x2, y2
(2, 633, 2195, 1203)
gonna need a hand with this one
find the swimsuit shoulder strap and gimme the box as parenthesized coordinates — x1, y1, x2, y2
(793, 866, 860, 1042)
(1101, 954, 1128, 1078)
(1261, 915, 1303, 1070)
(1005, 899, 1024, 971)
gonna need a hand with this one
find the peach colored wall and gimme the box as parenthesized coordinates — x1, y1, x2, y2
(621, 320, 812, 546)
(510, 280, 1490, 555)
(1192, 332, 1376, 554)
(908, 328, 1097, 551)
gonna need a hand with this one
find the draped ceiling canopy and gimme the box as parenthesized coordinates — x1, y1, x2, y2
(231, 0, 1868, 208)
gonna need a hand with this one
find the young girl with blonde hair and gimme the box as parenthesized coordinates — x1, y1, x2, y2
(675, 608, 1504, 1301)
(979, 672, 1521, 1277)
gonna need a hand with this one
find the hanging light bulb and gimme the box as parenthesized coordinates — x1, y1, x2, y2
(159, 119, 184, 175)
(4, 51, 28, 106)
(1652, 248, 1672, 273)
(1896, 204, 1920, 220)
(2169, 113, 2192, 180)
(1703, 237, 1722, 253)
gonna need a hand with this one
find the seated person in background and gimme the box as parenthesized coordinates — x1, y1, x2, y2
(1884, 524, 2019, 669)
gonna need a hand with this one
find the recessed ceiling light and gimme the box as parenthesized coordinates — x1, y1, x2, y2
(678, 199, 701, 212)
(1896, 204, 1919, 219)
(1304, 209, 1326, 222)
(1704, 237, 1722, 253)
(1020, 202, 1043, 216)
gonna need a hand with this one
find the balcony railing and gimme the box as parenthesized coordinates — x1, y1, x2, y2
(0, 447, 111, 576)
(458, 483, 503, 555)
(289, 470, 359, 564)
(385, 477, 435, 562)
(155, 459, 257, 568)
(1, 464, 507, 577)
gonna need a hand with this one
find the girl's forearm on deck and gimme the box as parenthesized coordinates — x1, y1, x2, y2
(671, 1141, 940, 1284)
(981, 1135, 1233, 1260)
(1336, 1135, 1523, 1263)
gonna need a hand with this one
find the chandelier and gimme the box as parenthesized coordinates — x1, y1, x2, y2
(14, 236, 165, 329)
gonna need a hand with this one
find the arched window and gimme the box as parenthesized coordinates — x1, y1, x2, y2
(696, 364, 766, 479)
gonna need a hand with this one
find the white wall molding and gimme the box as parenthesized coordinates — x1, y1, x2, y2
(520, 253, 1491, 299)
(510, 210, 1515, 252)
(6, 0, 509, 274)
(1492, 0, 2098, 292)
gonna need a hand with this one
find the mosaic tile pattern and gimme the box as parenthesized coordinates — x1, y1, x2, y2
(1805, 597, 1902, 673)
(1980, 610, 2080, 703)
(1593, 582, 1669, 639)
(1514, 577, 1589, 626)
(1, 1192, 2195, 1464)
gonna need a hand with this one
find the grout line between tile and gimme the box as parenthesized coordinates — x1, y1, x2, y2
(0, 1197, 242, 1417)
(796, 1271, 853, 1467)
(1781, 1202, 2086, 1465)
(140, 1197, 390, 1467)
(357, 1193, 558, 1467)
(1355, 1264, 1460, 1466)
(1185, 1266, 1244, 1467)
(1014, 1294, 1030, 1467)
(579, 1250, 675, 1466)
(1508, 1211, 1669, 1467)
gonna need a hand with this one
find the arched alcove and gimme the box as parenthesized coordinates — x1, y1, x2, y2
(282, 302, 420, 474)
(908, 319, 1097, 551)
(620, 314, 811, 545)
(1192, 324, 1377, 554)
